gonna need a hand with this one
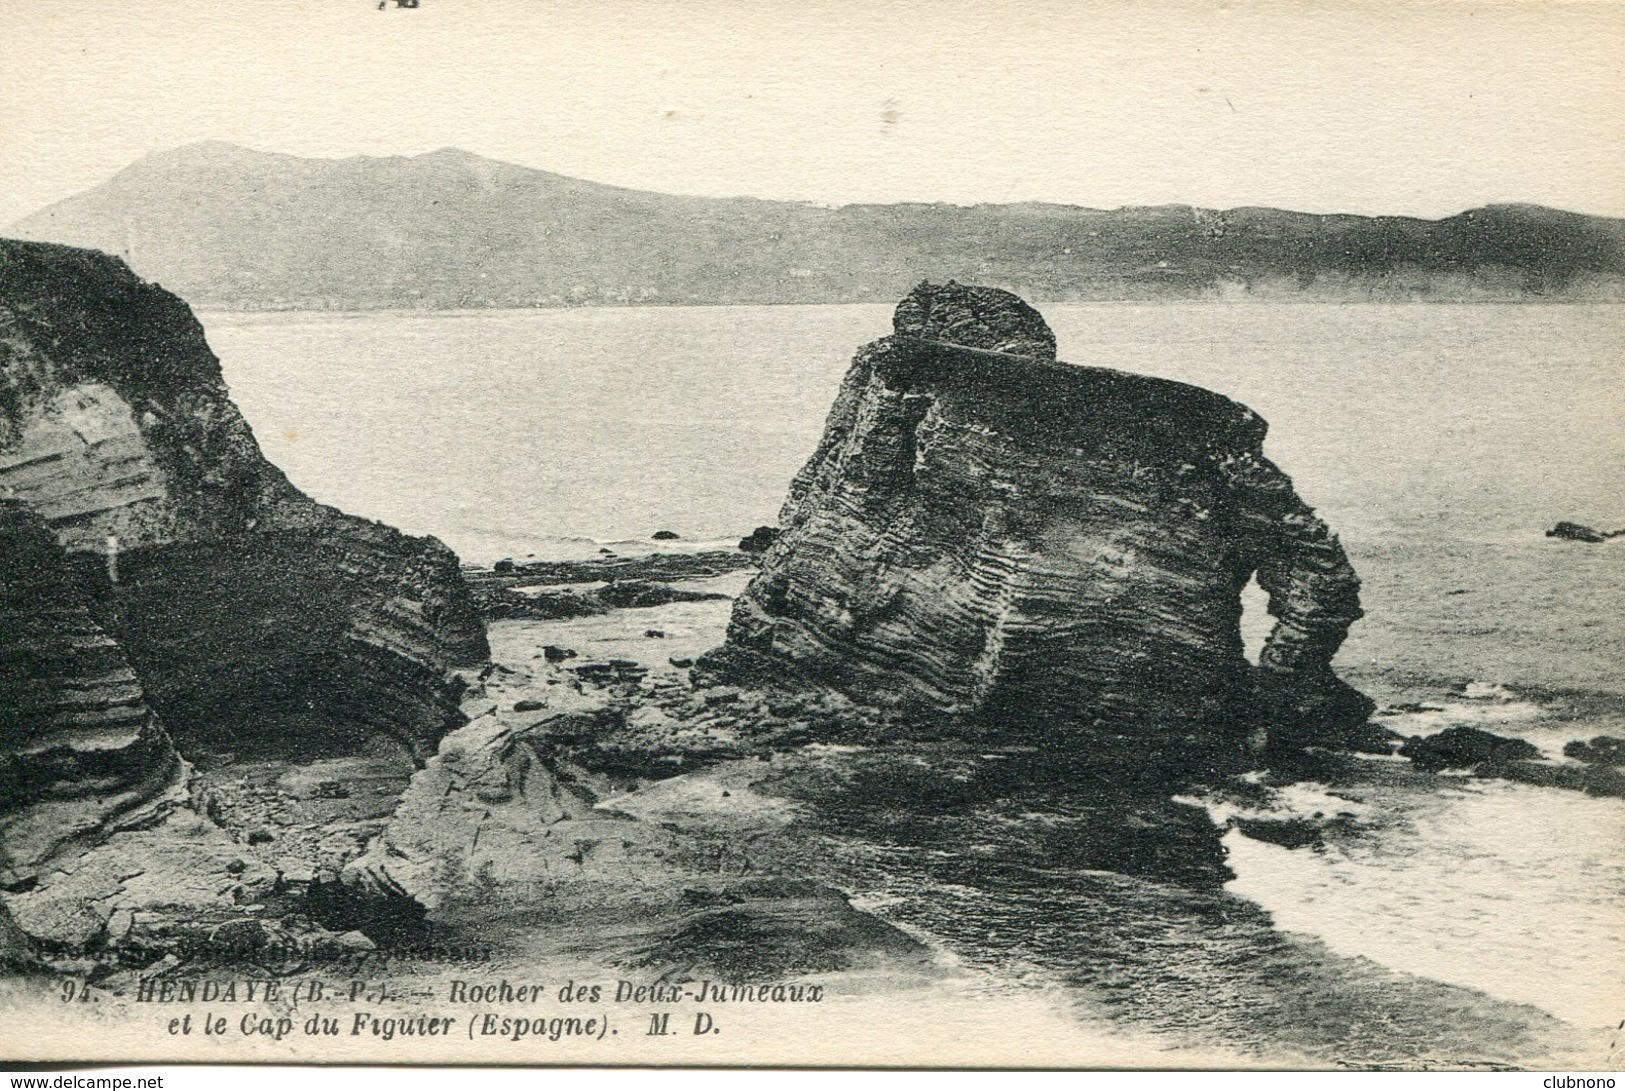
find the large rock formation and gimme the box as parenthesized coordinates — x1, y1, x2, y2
(709, 282, 1371, 761)
(0, 239, 487, 764)
(0, 239, 487, 934)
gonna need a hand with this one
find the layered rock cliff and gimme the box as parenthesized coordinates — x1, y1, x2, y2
(0, 500, 186, 888)
(0, 238, 488, 925)
(0, 239, 488, 768)
(709, 282, 1371, 761)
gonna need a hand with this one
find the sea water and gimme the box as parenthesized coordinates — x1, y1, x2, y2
(205, 302, 1625, 697)
(203, 303, 1625, 1052)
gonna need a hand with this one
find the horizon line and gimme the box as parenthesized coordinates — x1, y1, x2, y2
(11, 139, 1621, 229)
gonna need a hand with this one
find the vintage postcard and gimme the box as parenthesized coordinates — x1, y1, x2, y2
(1, 0, 1621, 1073)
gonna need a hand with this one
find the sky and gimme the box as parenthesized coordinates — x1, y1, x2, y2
(1, 0, 1622, 225)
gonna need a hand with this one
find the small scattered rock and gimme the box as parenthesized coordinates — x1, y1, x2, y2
(595, 581, 728, 609)
(543, 645, 577, 662)
(1234, 817, 1322, 850)
(1563, 735, 1625, 766)
(1399, 727, 1541, 772)
(513, 699, 548, 712)
(310, 781, 351, 800)
(106, 909, 134, 943)
(1546, 521, 1623, 543)
(567, 660, 647, 684)
(669, 656, 695, 668)
(652, 530, 681, 540)
(1494, 760, 1625, 799)
(246, 828, 276, 846)
(644, 629, 666, 639)
(739, 526, 781, 554)
(476, 586, 605, 620)
(494, 559, 516, 572)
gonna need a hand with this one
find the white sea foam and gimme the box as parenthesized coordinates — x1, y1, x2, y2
(1221, 783, 1625, 1028)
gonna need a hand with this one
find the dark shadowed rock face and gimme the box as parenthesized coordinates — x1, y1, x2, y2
(1399, 727, 1541, 772)
(709, 281, 1371, 761)
(0, 500, 186, 888)
(891, 280, 1058, 360)
(0, 239, 488, 764)
(1564, 736, 1625, 766)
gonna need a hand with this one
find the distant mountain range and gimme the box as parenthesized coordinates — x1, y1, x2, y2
(10, 142, 1625, 309)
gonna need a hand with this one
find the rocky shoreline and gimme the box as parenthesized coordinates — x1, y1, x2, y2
(23, 549, 1600, 1062)
(4, 522, 1618, 1064)
(2, 254, 1619, 1066)
(0, 239, 482, 962)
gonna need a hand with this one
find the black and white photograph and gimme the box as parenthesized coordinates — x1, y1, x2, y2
(0, 0, 1621, 1074)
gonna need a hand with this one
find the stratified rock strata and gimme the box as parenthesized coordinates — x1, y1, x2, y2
(710, 281, 1371, 759)
(0, 500, 185, 888)
(0, 239, 487, 951)
(0, 239, 487, 762)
